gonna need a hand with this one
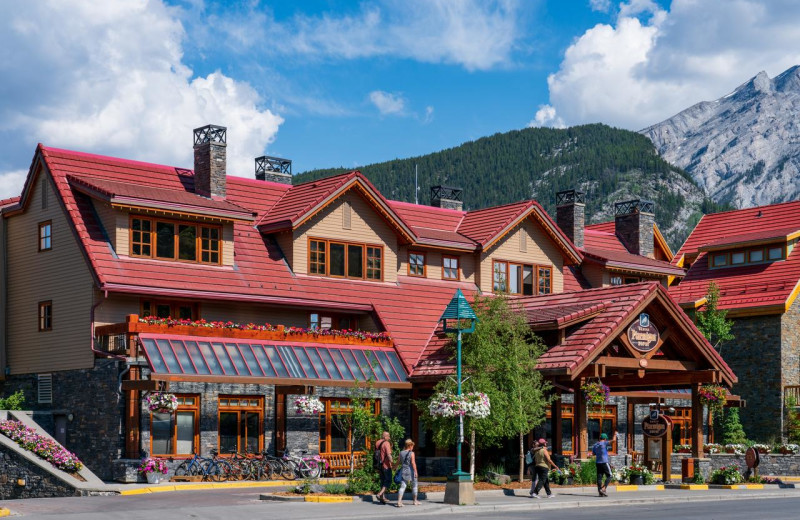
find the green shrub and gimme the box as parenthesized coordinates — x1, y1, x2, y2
(692, 472, 705, 484)
(709, 465, 744, 485)
(323, 483, 347, 495)
(296, 477, 319, 495)
(721, 409, 748, 445)
(481, 462, 506, 478)
(578, 458, 597, 485)
(346, 466, 381, 495)
(0, 390, 25, 410)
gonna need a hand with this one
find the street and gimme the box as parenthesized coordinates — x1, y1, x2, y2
(2, 487, 800, 519)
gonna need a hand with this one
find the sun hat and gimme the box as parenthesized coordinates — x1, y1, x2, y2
(600, 433, 608, 440)
(538, 438, 546, 445)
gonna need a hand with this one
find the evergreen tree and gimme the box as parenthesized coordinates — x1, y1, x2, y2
(721, 408, 748, 445)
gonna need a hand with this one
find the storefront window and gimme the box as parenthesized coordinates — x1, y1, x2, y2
(318, 398, 379, 454)
(150, 395, 199, 457)
(544, 404, 617, 455)
(218, 396, 263, 454)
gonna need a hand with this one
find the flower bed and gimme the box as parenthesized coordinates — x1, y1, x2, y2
(773, 443, 799, 455)
(709, 465, 744, 485)
(0, 419, 83, 472)
(620, 463, 654, 485)
(429, 392, 490, 419)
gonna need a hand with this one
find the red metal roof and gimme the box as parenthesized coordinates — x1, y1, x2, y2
(68, 175, 254, 220)
(0, 196, 20, 210)
(457, 200, 534, 245)
(671, 201, 800, 311)
(582, 247, 686, 277)
(563, 265, 592, 292)
(698, 226, 800, 250)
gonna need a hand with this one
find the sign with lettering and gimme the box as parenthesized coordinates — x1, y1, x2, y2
(627, 313, 660, 353)
(641, 413, 669, 438)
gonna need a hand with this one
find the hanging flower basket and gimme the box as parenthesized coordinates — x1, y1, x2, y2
(581, 380, 610, 406)
(294, 395, 325, 415)
(698, 384, 726, 416)
(146, 392, 178, 414)
(428, 392, 491, 419)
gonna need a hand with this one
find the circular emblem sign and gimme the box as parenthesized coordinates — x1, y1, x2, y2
(641, 413, 669, 438)
(745, 447, 760, 469)
(628, 313, 660, 353)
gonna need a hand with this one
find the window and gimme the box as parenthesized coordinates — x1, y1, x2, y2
(318, 398, 380, 454)
(543, 404, 617, 455)
(493, 260, 552, 295)
(768, 245, 784, 260)
(408, 252, 426, 277)
(748, 249, 764, 262)
(443, 256, 460, 280)
(308, 238, 382, 281)
(711, 253, 728, 267)
(611, 276, 623, 286)
(38, 301, 52, 331)
(130, 216, 221, 265)
(151, 395, 199, 457)
(309, 312, 357, 331)
(141, 300, 198, 320)
(731, 251, 746, 265)
(219, 396, 263, 455)
(38, 221, 52, 251)
(711, 244, 786, 268)
(623, 276, 640, 285)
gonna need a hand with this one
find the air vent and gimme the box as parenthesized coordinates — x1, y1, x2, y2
(38, 373, 53, 404)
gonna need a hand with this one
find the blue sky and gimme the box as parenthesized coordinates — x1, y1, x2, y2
(2, 0, 800, 198)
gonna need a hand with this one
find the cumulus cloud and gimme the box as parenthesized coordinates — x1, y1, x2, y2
(539, 0, 800, 130)
(0, 0, 283, 198)
(202, 0, 522, 72)
(529, 105, 565, 128)
(0, 170, 28, 200)
(369, 91, 407, 116)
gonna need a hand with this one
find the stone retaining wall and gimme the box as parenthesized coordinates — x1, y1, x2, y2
(671, 453, 800, 476)
(0, 444, 77, 499)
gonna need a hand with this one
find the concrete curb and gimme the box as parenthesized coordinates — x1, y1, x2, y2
(119, 478, 347, 495)
(305, 496, 353, 503)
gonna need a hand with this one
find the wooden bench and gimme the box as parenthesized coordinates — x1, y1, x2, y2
(322, 452, 366, 476)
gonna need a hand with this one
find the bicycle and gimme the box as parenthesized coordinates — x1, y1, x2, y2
(174, 452, 208, 477)
(202, 450, 233, 482)
(282, 450, 323, 479)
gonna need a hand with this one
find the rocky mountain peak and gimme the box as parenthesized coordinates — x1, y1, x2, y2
(641, 65, 800, 209)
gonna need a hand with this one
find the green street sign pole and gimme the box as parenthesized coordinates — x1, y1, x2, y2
(456, 327, 464, 477)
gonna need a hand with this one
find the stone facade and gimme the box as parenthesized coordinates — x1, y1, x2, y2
(0, 445, 78, 499)
(672, 453, 800, 477)
(614, 203, 654, 258)
(782, 297, 800, 402)
(556, 193, 585, 248)
(193, 140, 227, 198)
(260, 172, 292, 185)
(0, 359, 125, 481)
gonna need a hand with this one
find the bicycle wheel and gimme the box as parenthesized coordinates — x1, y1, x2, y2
(302, 462, 321, 479)
(174, 461, 191, 477)
(205, 460, 231, 482)
(281, 460, 298, 480)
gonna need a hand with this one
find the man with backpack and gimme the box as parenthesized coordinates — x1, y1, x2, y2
(374, 431, 393, 504)
(592, 431, 617, 497)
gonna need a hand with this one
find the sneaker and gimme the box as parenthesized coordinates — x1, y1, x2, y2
(532, 494, 540, 499)
(528, 491, 534, 497)
(547, 494, 554, 498)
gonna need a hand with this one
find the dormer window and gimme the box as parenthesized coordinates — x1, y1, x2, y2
(709, 243, 786, 268)
(130, 216, 221, 265)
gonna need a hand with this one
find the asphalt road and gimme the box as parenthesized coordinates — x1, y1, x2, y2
(3, 488, 800, 519)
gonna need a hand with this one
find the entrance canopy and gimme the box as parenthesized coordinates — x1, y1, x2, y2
(139, 333, 410, 388)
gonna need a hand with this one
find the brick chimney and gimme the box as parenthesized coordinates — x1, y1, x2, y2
(193, 124, 227, 198)
(614, 200, 655, 258)
(555, 189, 585, 248)
(255, 155, 292, 185)
(430, 185, 463, 211)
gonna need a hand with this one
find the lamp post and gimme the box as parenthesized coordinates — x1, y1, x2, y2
(439, 289, 477, 505)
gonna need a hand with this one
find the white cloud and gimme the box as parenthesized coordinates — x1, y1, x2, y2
(204, 0, 522, 72)
(529, 105, 565, 128)
(369, 91, 406, 116)
(539, 0, 800, 130)
(589, 0, 612, 12)
(423, 106, 435, 124)
(0, 170, 27, 199)
(0, 0, 283, 198)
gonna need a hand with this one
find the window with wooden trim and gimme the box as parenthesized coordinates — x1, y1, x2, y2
(493, 260, 552, 295)
(308, 238, 383, 281)
(129, 216, 221, 265)
(610, 276, 623, 286)
(623, 276, 640, 285)
(219, 396, 264, 455)
(318, 397, 380, 455)
(443, 256, 460, 280)
(408, 251, 426, 277)
(141, 300, 198, 320)
(150, 394, 200, 457)
(543, 404, 617, 455)
(38, 301, 52, 331)
(309, 312, 357, 331)
(710, 243, 787, 268)
(38, 221, 52, 251)
(768, 245, 785, 260)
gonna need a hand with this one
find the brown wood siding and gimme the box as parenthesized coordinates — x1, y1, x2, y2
(479, 219, 564, 294)
(6, 170, 95, 373)
(293, 192, 398, 282)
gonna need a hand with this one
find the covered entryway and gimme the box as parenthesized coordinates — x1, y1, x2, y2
(517, 282, 738, 475)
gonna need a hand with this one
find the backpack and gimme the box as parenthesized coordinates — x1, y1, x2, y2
(373, 440, 384, 470)
(525, 449, 534, 466)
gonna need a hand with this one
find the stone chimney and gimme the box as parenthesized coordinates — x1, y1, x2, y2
(555, 189, 585, 248)
(430, 185, 463, 211)
(614, 199, 655, 258)
(193, 124, 227, 198)
(255, 155, 292, 185)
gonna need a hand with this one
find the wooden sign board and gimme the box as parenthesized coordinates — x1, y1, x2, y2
(628, 313, 660, 353)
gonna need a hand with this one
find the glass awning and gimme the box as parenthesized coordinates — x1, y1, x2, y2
(138, 333, 408, 384)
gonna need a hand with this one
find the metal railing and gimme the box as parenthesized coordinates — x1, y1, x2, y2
(94, 333, 129, 355)
(784, 385, 800, 405)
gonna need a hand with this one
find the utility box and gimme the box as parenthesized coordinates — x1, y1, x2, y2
(681, 457, 695, 483)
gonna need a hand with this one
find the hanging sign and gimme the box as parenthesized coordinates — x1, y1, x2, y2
(641, 413, 669, 438)
(627, 313, 660, 353)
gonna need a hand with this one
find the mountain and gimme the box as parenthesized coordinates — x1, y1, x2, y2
(294, 124, 723, 250)
(641, 66, 800, 208)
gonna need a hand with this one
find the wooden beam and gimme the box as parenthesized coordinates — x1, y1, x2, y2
(121, 380, 161, 391)
(644, 327, 673, 360)
(551, 399, 563, 455)
(595, 356, 697, 371)
(597, 371, 718, 389)
(574, 379, 588, 459)
(691, 383, 703, 458)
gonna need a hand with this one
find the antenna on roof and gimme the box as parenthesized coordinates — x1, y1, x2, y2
(415, 164, 418, 205)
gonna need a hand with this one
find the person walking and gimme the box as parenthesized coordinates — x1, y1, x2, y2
(592, 431, 617, 497)
(396, 439, 420, 507)
(531, 438, 559, 499)
(527, 441, 541, 497)
(375, 431, 393, 504)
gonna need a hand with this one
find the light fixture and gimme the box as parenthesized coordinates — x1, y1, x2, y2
(67, 413, 74, 422)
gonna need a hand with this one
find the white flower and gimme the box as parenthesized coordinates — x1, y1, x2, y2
(429, 392, 490, 419)
(294, 395, 324, 415)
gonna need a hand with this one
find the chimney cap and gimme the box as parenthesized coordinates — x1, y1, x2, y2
(556, 189, 585, 206)
(194, 124, 227, 146)
(255, 155, 292, 176)
(615, 199, 655, 216)
(431, 185, 463, 202)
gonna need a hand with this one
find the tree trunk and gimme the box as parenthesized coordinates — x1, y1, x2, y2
(350, 446, 355, 474)
(519, 432, 525, 483)
(470, 429, 476, 481)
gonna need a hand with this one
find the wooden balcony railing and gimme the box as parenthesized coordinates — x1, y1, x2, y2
(785, 385, 800, 405)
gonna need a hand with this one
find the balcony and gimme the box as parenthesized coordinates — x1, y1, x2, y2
(785, 385, 800, 406)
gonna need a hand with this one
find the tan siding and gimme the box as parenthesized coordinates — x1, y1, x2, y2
(396, 249, 475, 283)
(92, 200, 117, 253)
(6, 170, 95, 373)
(222, 223, 234, 266)
(293, 192, 399, 282)
(115, 210, 129, 256)
(479, 219, 565, 294)
(274, 231, 294, 271)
